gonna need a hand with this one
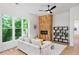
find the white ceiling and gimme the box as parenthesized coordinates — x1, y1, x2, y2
(0, 3, 79, 16)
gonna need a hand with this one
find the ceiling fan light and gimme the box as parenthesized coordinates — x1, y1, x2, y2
(47, 11, 50, 13)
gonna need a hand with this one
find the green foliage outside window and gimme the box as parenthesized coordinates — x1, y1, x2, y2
(2, 29, 12, 42)
(23, 17, 28, 35)
(15, 17, 21, 29)
(2, 16, 12, 29)
(15, 17, 21, 39)
(2, 15, 12, 42)
(15, 29, 21, 39)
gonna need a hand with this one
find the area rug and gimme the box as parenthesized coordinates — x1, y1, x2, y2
(51, 43, 67, 55)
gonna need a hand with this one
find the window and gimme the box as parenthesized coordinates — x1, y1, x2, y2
(2, 15, 12, 42)
(2, 16, 28, 42)
(23, 17, 28, 35)
(15, 17, 22, 39)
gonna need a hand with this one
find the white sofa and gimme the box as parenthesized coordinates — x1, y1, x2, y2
(17, 37, 52, 55)
(17, 40, 40, 55)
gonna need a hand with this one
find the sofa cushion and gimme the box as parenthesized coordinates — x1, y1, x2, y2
(21, 36, 31, 43)
(31, 39, 42, 46)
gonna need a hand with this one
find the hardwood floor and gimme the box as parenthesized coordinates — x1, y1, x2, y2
(0, 35, 79, 55)
(0, 48, 26, 55)
(61, 35, 79, 55)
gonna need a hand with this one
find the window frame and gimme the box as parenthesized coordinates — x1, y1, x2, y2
(1, 16, 29, 42)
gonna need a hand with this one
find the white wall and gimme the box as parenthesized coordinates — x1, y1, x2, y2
(74, 20, 79, 34)
(70, 6, 79, 46)
(28, 14, 39, 38)
(0, 15, 2, 44)
(53, 12, 70, 26)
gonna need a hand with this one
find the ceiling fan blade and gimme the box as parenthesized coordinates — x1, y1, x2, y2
(45, 10, 49, 11)
(39, 10, 48, 11)
(50, 5, 56, 10)
(49, 11, 52, 14)
(39, 10, 43, 11)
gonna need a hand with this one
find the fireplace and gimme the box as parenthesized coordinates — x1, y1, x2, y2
(40, 30, 48, 35)
(40, 30, 48, 41)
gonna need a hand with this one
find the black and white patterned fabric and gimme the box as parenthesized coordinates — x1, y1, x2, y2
(53, 26, 69, 43)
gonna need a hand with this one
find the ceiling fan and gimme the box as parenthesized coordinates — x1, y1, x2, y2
(39, 5, 56, 13)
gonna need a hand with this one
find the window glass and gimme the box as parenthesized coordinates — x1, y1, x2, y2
(15, 17, 21, 39)
(2, 15, 12, 42)
(23, 17, 28, 35)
